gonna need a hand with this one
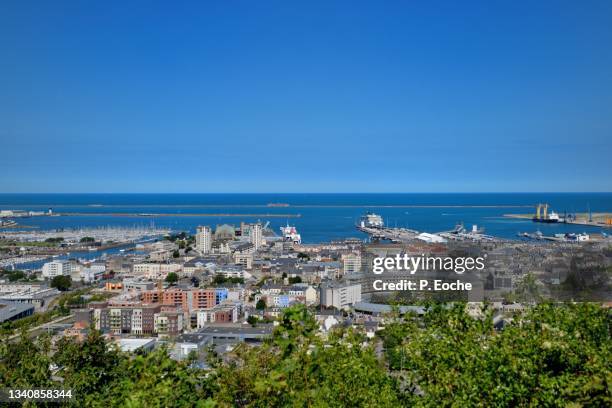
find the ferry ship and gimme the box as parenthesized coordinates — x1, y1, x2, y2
(359, 212, 384, 228)
(280, 223, 301, 244)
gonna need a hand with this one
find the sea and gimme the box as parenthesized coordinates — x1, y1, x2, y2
(1, 193, 611, 244)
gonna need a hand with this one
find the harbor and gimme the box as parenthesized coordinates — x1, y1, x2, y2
(504, 206, 612, 229)
(356, 212, 501, 243)
(1, 194, 611, 243)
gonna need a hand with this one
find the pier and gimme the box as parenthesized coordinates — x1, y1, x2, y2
(356, 225, 419, 242)
(504, 213, 612, 228)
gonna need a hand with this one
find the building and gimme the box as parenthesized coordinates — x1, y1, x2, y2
(416, 232, 447, 243)
(0, 300, 35, 323)
(233, 253, 253, 269)
(250, 223, 263, 250)
(80, 262, 106, 283)
(215, 266, 245, 279)
(212, 241, 231, 254)
(214, 224, 236, 240)
(268, 294, 291, 308)
(86, 302, 162, 335)
(192, 289, 217, 310)
(154, 309, 184, 336)
(132, 263, 182, 280)
(0, 282, 46, 294)
(342, 253, 361, 275)
(141, 288, 220, 313)
(182, 258, 212, 276)
(117, 338, 157, 353)
(0, 288, 60, 311)
(123, 279, 156, 293)
(287, 284, 317, 304)
(173, 332, 212, 360)
(320, 282, 362, 310)
(215, 288, 228, 304)
(196, 226, 212, 254)
(196, 303, 241, 327)
(105, 282, 123, 291)
(42, 260, 72, 278)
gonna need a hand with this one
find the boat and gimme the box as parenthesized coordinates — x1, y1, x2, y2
(280, 223, 301, 244)
(359, 212, 384, 229)
(534, 210, 560, 223)
(533, 204, 560, 223)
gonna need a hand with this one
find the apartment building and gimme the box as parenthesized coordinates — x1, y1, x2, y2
(196, 226, 212, 254)
(132, 263, 182, 280)
(42, 260, 72, 278)
(320, 282, 362, 310)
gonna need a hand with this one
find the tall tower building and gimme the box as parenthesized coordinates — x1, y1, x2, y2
(250, 223, 263, 250)
(196, 226, 212, 254)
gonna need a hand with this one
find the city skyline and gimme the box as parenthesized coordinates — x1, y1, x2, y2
(1, 1, 612, 193)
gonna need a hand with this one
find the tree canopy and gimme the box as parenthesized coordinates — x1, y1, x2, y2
(50, 275, 72, 291)
(165, 272, 178, 284)
(0, 303, 609, 407)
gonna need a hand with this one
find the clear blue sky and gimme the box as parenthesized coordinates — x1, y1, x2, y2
(1, 1, 611, 193)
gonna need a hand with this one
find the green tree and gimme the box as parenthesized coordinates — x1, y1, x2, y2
(0, 269, 26, 282)
(288, 276, 302, 284)
(256, 299, 266, 310)
(380, 302, 612, 407)
(50, 275, 72, 291)
(0, 331, 55, 389)
(80, 236, 95, 243)
(247, 315, 258, 327)
(211, 304, 402, 407)
(165, 272, 179, 285)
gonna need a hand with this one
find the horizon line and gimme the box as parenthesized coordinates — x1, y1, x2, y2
(1, 192, 611, 195)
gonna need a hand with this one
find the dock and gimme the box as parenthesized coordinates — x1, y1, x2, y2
(504, 213, 612, 228)
(356, 225, 419, 242)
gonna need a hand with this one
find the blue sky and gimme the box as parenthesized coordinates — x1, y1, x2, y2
(1, 1, 611, 193)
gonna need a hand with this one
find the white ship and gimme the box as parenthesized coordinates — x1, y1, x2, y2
(359, 212, 384, 228)
(280, 223, 301, 244)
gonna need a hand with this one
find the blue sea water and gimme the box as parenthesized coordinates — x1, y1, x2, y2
(0, 193, 611, 243)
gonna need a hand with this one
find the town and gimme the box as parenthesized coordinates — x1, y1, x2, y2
(1, 216, 610, 369)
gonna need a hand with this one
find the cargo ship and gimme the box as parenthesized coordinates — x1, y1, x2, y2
(533, 203, 560, 223)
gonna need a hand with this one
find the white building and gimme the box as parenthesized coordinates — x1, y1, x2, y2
(80, 263, 106, 283)
(250, 223, 263, 250)
(123, 279, 156, 294)
(196, 226, 212, 254)
(342, 253, 361, 275)
(416, 232, 447, 243)
(287, 285, 317, 304)
(132, 263, 182, 280)
(215, 266, 245, 279)
(320, 282, 362, 310)
(42, 260, 72, 278)
(233, 253, 253, 269)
